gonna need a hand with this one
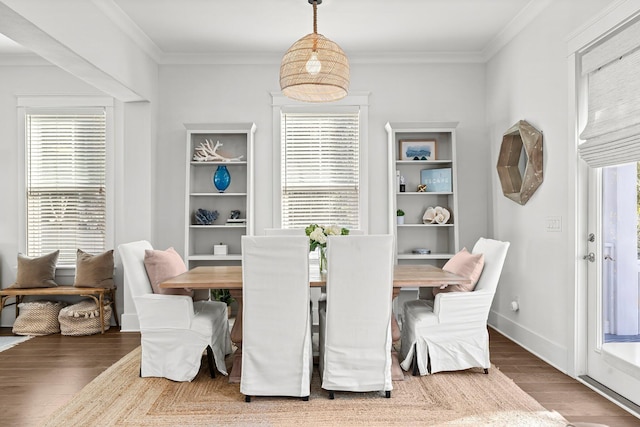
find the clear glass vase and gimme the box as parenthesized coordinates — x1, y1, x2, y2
(319, 246, 327, 274)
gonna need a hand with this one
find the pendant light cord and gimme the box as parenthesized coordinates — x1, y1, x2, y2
(312, 1, 318, 52)
(313, 0, 318, 34)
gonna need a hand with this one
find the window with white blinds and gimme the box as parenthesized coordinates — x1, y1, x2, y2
(25, 110, 107, 265)
(579, 17, 640, 168)
(281, 112, 360, 229)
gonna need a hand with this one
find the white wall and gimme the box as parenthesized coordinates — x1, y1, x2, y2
(0, 67, 158, 329)
(0, 65, 104, 326)
(0, 60, 486, 328)
(0, 1, 160, 330)
(485, 0, 613, 371)
(154, 62, 489, 255)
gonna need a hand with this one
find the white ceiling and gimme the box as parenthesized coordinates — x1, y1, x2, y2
(0, 0, 547, 63)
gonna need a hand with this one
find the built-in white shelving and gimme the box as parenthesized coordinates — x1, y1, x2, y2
(184, 123, 256, 268)
(386, 122, 460, 267)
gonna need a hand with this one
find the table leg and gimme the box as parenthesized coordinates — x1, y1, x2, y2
(228, 289, 243, 383)
(391, 288, 404, 381)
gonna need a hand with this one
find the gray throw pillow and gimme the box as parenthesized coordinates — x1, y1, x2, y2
(74, 249, 115, 289)
(14, 251, 59, 288)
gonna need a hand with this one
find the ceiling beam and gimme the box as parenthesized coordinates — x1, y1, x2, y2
(0, 0, 156, 102)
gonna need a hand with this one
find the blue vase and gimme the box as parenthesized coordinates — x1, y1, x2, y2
(213, 165, 231, 193)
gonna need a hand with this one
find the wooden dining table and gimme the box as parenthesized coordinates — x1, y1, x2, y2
(161, 264, 471, 382)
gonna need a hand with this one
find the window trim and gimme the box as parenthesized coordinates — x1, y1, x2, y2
(17, 96, 114, 269)
(271, 92, 370, 232)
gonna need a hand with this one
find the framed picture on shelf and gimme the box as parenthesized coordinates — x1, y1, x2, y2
(421, 167, 452, 192)
(399, 139, 437, 161)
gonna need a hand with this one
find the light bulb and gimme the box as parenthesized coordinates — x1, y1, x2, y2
(305, 52, 322, 75)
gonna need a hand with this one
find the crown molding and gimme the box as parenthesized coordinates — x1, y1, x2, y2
(86, 0, 548, 66)
(482, 0, 552, 62)
(159, 51, 486, 65)
(349, 51, 485, 64)
(2, 0, 551, 67)
(92, 0, 487, 66)
(0, 50, 485, 67)
(566, 0, 640, 54)
(91, 0, 163, 63)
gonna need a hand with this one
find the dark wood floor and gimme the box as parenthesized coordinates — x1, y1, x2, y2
(0, 327, 638, 426)
(488, 329, 639, 427)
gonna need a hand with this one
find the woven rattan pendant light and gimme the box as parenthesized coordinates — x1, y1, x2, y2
(280, 0, 350, 102)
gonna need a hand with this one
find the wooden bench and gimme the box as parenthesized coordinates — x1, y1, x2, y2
(0, 286, 118, 334)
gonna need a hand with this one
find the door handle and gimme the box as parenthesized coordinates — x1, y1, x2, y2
(583, 253, 595, 262)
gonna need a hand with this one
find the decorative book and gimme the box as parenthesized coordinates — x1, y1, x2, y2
(420, 168, 452, 192)
(225, 218, 246, 226)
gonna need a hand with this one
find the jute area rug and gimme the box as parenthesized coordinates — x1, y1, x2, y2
(44, 347, 569, 426)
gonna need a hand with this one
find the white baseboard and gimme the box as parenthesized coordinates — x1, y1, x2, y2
(489, 309, 569, 374)
(120, 313, 140, 332)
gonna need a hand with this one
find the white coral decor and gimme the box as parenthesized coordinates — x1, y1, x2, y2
(423, 207, 436, 223)
(423, 206, 451, 224)
(192, 140, 244, 162)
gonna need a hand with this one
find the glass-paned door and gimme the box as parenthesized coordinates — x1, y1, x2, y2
(586, 162, 640, 406)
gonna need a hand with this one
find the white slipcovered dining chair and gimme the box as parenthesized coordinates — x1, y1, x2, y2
(263, 228, 363, 328)
(400, 238, 510, 376)
(319, 234, 394, 399)
(240, 236, 312, 402)
(118, 240, 232, 382)
(263, 228, 306, 236)
(264, 228, 364, 236)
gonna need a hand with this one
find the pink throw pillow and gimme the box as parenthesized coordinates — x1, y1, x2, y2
(143, 247, 193, 297)
(433, 247, 485, 296)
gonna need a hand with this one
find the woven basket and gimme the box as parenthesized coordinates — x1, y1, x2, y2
(12, 300, 66, 336)
(58, 299, 111, 336)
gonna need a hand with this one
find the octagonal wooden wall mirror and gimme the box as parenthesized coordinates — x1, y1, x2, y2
(496, 120, 543, 205)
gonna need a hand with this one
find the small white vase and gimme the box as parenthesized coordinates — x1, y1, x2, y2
(397, 216, 405, 225)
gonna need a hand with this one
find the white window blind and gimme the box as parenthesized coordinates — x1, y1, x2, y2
(26, 110, 107, 265)
(579, 18, 640, 168)
(281, 112, 360, 229)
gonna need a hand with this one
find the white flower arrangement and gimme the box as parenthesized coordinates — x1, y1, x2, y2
(305, 224, 350, 251)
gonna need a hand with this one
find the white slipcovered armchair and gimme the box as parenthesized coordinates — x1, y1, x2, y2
(118, 240, 232, 382)
(400, 238, 510, 376)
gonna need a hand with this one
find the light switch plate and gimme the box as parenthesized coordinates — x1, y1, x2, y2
(545, 216, 562, 232)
